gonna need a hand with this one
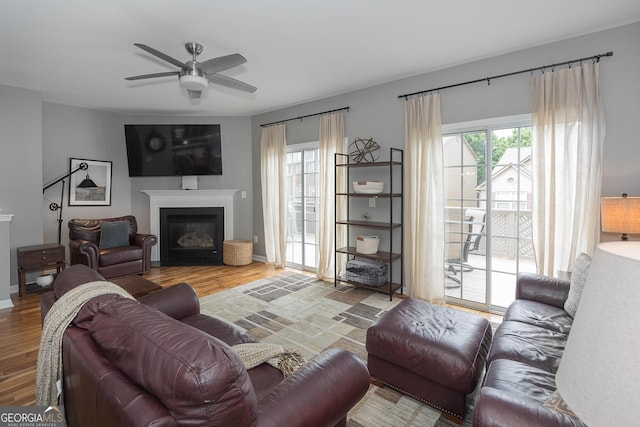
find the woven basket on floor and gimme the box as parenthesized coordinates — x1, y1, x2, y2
(223, 240, 253, 266)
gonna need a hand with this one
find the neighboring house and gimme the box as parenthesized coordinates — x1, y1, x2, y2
(443, 135, 479, 262)
(475, 147, 534, 259)
(443, 134, 479, 206)
(476, 147, 532, 210)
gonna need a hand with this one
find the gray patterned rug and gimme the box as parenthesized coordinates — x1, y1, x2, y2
(199, 271, 475, 426)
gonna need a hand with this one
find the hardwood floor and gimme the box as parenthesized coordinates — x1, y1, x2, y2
(0, 262, 281, 406)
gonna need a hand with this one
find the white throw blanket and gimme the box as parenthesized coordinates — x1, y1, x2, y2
(36, 281, 134, 406)
(232, 342, 305, 377)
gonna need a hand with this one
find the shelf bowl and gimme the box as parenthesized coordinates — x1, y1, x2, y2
(36, 274, 54, 287)
(356, 235, 380, 254)
(353, 181, 384, 194)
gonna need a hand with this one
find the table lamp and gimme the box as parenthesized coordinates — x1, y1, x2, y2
(555, 241, 640, 426)
(601, 194, 640, 240)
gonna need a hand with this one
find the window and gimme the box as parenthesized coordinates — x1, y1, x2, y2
(285, 142, 320, 271)
(443, 115, 535, 311)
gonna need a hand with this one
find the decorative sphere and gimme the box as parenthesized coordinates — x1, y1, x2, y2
(349, 138, 381, 163)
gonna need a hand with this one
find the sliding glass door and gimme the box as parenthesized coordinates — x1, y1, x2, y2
(443, 118, 535, 311)
(285, 143, 320, 271)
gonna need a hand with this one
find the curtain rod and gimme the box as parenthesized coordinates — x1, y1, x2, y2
(398, 51, 613, 100)
(260, 106, 350, 127)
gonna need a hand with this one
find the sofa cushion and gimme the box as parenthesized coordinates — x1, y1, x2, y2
(90, 298, 258, 426)
(98, 246, 143, 267)
(482, 358, 557, 404)
(564, 253, 592, 317)
(99, 220, 130, 249)
(486, 320, 567, 373)
(503, 299, 573, 334)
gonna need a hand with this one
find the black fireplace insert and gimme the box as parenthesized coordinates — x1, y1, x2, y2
(159, 207, 224, 266)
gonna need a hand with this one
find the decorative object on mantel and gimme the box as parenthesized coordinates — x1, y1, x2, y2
(349, 138, 381, 163)
(600, 193, 640, 240)
(43, 161, 89, 244)
(68, 158, 112, 207)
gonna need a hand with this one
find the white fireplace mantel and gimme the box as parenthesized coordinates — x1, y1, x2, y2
(141, 189, 237, 262)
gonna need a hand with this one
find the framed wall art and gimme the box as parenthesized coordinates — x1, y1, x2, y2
(68, 158, 112, 206)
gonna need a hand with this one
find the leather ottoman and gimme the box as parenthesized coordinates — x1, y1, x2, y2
(366, 298, 492, 423)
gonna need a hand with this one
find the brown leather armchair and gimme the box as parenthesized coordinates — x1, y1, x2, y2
(68, 215, 157, 279)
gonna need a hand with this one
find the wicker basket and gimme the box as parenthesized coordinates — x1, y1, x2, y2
(223, 240, 253, 266)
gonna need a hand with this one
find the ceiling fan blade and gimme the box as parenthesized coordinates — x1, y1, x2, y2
(207, 73, 257, 93)
(199, 54, 247, 75)
(134, 43, 185, 68)
(125, 71, 179, 81)
(187, 89, 203, 99)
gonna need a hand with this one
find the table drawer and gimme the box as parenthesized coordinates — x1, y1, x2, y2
(18, 246, 65, 268)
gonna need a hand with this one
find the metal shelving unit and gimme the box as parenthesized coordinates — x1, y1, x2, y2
(334, 148, 403, 300)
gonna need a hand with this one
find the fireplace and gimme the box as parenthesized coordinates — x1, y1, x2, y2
(142, 189, 237, 263)
(160, 207, 224, 265)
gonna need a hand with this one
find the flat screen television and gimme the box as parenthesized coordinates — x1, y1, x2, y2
(124, 124, 222, 177)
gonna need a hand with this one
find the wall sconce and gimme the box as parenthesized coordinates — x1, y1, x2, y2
(601, 194, 640, 240)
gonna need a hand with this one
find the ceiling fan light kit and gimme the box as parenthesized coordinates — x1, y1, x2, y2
(179, 75, 208, 91)
(125, 42, 256, 100)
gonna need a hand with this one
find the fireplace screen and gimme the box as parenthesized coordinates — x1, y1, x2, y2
(173, 222, 215, 249)
(160, 207, 224, 265)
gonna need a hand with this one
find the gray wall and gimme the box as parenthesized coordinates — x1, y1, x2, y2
(1, 22, 637, 297)
(0, 85, 43, 298)
(2, 97, 252, 294)
(42, 103, 131, 250)
(251, 22, 640, 255)
(125, 116, 253, 240)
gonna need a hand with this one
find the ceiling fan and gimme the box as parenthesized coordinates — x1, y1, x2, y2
(125, 42, 257, 99)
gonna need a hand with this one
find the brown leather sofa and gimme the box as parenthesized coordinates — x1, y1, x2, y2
(68, 215, 157, 279)
(41, 265, 370, 427)
(472, 273, 586, 426)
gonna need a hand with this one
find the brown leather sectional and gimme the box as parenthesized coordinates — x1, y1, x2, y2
(41, 265, 370, 426)
(472, 272, 586, 426)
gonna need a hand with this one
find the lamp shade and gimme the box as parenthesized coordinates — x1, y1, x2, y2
(555, 241, 640, 426)
(601, 196, 640, 234)
(77, 173, 97, 188)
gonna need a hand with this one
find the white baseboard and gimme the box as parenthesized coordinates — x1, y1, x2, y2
(252, 254, 268, 263)
(0, 298, 14, 310)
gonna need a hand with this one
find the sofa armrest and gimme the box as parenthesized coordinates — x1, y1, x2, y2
(472, 387, 586, 427)
(40, 291, 56, 324)
(256, 349, 369, 427)
(133, 233, 157, 248)
(133, 233, 157, 272)
(515, 272, 571, 309)
(138, 283, 200, 320)
(69, 239, 100, 269)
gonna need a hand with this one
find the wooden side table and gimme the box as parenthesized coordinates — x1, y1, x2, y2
(17, 243, 66, 297)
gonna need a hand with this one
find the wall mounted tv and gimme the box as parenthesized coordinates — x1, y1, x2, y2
(124, 124, 222, 177)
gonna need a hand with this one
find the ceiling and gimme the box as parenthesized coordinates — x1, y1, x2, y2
(2, 1, 639, 117)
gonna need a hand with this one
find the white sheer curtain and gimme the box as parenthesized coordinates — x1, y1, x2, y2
(531, 63, 605, 275)
(317, 112, 346, 280)
(260, 124, 287, 268)
(404, 94, 445, 302)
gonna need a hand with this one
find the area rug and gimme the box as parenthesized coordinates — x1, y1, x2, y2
(199, 271, 476, 426)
